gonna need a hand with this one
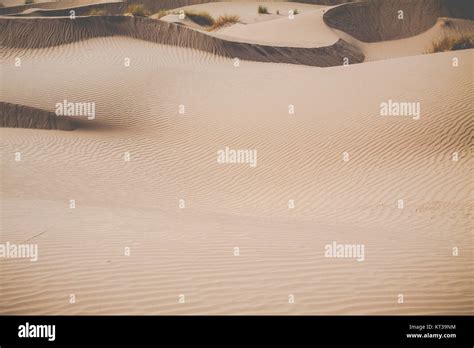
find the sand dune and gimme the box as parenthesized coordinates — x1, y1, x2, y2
(3, 2, 126, 16)
(0, 0, 52, 8)
(0, 0, 122, 16)
(324, 0, 474, 42)
(212, 7, 339, 48)
(173, 1, 324, 25)
(0, 16, 364, 67)
(156, 13, 207, 30)
(334, 17, 474, 61)
(1, 36, 472, 314)
(1, 0, 473, 315)
(0, 1, 348, 17)
(125, 0, 357, 17)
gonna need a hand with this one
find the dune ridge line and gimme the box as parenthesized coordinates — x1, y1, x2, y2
(0, 16, 364, 67)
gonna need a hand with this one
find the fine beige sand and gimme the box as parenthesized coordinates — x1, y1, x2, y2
(211, 6, 339, 47)
(0, 0, 473, 315)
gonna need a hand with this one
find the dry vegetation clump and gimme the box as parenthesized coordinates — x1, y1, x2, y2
(155, 10, 169, 19)
(153, 9, 239, 30)
(126, 4, 150, 17)
(209, 15, 240, 31)
(184, 10, 215, 26)
(428, 34, 474, 53)
(258, 5, 269, 14)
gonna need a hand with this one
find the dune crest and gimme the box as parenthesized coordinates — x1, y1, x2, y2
(0, 16, 364, 67)
(1, 0, 472, 316)
(323, 0, 474, 42)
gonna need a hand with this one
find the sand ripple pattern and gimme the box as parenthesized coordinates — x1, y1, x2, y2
(0, 23, 472, 314)
(323, 0, 474, 42)
(0, 16, 364, 67)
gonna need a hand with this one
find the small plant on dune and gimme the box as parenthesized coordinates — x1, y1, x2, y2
(427, 34, 474, 53)
(209, 14, 240, 31)
(258, 5, 269, 14)
(126, 4, 150, 17)
(276, 10, 280, 15)
(184, 10, 214, 26)
(293, 9, 299, 15)
(438, 18, 451, 28)
(87, 8, 107, 16)
(155, 10, 168, 19)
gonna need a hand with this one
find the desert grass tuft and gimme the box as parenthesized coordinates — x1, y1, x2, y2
(155, 10, 169, 19)
(427, 34, 474, 53)
(258, 5, 269, 14)
(209, 15, 240, 31)
(184, 10, 215, 26)
(126, 4, 150, 17)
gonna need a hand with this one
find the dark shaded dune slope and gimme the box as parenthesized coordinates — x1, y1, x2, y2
(0, 102, 75, 131)
(0, 16, 364, 67)
(324, 0, 474, 42)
